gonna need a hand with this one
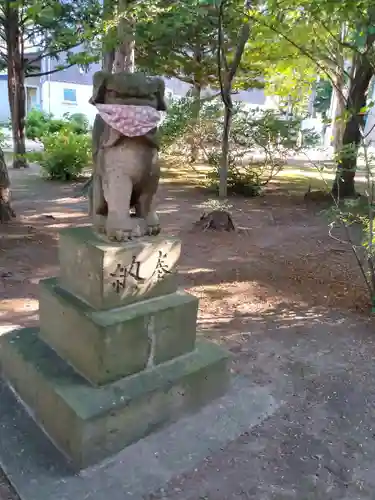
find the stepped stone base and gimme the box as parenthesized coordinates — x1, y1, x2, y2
(0, 226, 230, 470)
(1, 327, 229, 469)
(39, 278, 199, 385)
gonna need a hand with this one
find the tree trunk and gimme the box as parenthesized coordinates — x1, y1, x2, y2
(113, 0, 135, 73)
(189, 80, 202, 163)
(332, 56, 374, 198)
(191, 82, 201, 119)
(219, 99, 232, 198)
(329, 29, 347, 154)
(103, 51, 115, 73)
(217, 0, 251, 198)
(332, 10, 375, 198)
(0, 148, 16, 223)
(5, 1, 27, 169)
(330, 73, 346, 154)
(307, 82, 316, 117)
(102, 0, 115, 72)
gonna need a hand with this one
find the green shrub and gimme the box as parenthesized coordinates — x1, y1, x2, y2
(206, 151, 262, 197)
(159, 96, 194, 150)
(26, 109, 53, 140)
(159, 95, 222, 158)
(26, 109, 90, 140)
(230, 107, 317, 154)
(63, 112, 90, 134)
(0, 128, 5, 148)
(33, 128, 91, 181)
(204, 106, 320, 197)
(26, 109, 67, 140)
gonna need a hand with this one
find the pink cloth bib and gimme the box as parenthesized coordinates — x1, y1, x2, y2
(96, 104, 161, 137)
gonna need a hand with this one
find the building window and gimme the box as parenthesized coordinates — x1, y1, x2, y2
(26, 87, 38, 113)
(63, 88, 77, 103)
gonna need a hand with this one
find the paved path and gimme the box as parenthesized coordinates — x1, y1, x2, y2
(142, 307, 375, 500)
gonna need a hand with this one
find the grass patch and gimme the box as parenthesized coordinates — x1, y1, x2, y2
(160, 154, 372, 200)
(273, 171, 326, 194)
(160, 156, 209, 186)
(160, 155, 327, 194)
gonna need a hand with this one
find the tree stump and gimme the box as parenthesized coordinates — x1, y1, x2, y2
(195, 210, 235, 231)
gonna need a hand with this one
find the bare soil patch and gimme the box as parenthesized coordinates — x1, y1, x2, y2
(0, 170, 370, 338)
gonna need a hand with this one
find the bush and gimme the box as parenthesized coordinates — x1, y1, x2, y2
(26, 109, 90, 140)
(161, 97, 320, 196)
(230, 107, 319, 159)
(160, 95, 222, 159)
(0, 128, 5, 148)
(63, 112, 90, 135)
(32, 128, 91, 181)
(159, 96, 195, 150)
(25, 110, 54, 140)
(203, 106, 320, 197)
(206, 151, 263, 197)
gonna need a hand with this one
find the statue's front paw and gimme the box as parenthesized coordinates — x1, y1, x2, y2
(147, 224, 161, 236)
(106, 217, 133, 242)
(145, 212, 160, 236)
(107, 228, 133, 242)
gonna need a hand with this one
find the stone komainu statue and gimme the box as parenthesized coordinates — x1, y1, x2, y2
(89, 71, 167, 241)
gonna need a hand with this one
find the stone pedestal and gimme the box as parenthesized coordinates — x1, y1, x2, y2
(0, 227, 229, 469)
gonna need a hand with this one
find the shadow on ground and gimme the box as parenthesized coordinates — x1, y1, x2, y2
(2, 165, 375, 500)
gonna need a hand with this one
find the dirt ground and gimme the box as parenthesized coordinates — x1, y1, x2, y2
(0, 165, 373, 499)
(0, 165, 370, 336)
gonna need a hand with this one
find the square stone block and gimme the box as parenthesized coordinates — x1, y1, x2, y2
(59, 226, 181, 310)
(39, 278, 198, 386)
(0, 327, 230, 469)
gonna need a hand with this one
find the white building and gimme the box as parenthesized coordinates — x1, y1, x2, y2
(0, 57, 99, 126)
(0, 46, 280, 127)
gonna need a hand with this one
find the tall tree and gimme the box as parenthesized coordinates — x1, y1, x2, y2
(0, 0, 102, 169)
(260, 0, 375, 196)
(0, 0, 101, 222)
(133, 1, 220, 96)
(102, 0, 116, 72)
(259, 0, 349, 141)
(124, 0, 259, 163)
(217, 0, 256, 198)
(102, 0, 143, 73)
(332, 7, 375, 197)
(113, 0, 136, 73)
